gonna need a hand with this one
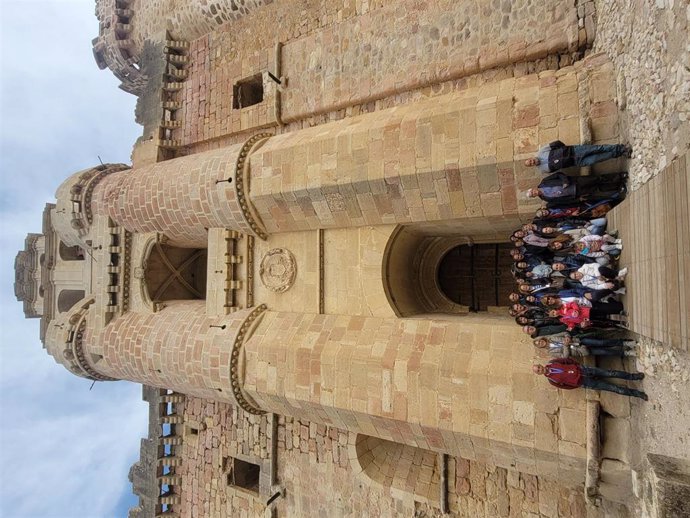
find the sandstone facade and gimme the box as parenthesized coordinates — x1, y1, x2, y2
(16, 1, 685, 517)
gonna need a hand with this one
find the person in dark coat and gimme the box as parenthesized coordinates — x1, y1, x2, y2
(527, 172, 627, 207)
(525, 140, 632, 173)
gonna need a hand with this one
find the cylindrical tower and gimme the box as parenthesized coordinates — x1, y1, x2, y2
(92, 138, 269, 248)
(240, 310, 588, 486)
(85, 301, 265, 413)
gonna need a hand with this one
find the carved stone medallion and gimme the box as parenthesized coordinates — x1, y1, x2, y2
(259, 248, 296, 293)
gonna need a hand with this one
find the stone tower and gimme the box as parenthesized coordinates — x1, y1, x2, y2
(17, 1, 670, 516)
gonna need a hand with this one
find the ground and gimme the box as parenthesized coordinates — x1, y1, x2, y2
(595, 0, 690, 513)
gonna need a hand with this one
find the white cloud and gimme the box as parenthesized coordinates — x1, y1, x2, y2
(0, 2, 149, 517)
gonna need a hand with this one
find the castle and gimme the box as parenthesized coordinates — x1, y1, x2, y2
(14, 1, 690, 517)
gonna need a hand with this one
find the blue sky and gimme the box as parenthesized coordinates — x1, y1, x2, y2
(1, 1, 149, 517)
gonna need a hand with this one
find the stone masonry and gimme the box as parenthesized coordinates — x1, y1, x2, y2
(14, 0, 689, 517)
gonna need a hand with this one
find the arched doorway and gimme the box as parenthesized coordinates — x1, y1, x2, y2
(437, 243, 515, 311)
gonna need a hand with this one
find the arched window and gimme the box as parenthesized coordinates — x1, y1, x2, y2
(59, 242, 84, 261)
(57, 289, 85, 313)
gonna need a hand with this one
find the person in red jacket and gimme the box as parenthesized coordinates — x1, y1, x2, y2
(532, 358, 647, 400)
(547, 300, 625, 330)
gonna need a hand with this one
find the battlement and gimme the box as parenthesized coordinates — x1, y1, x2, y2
(92, 0, 273, 95)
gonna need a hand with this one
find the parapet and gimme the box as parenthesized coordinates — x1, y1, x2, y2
(52, 163, 130, 247)
(92, 0, 272, 95)
(14, 233, 46, 318)
(92, 0, 144, 94)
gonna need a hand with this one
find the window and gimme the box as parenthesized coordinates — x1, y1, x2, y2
(233, 74, 264, 109)
(59, 242, 85, 261)
(225, 457, 260, 494)
(57, 289, 85, 313)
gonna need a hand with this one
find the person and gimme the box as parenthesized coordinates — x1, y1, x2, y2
(524, 141, 632, 173)
(509, 292, 538, 305)
(522, 324, 569, 338)
(573, 234, 622, 258)
(547, 299, 625, 330)
(552, 255, 603, 275)
(532, 358, 648, 400)
(533, 336, 635, 357)
(526, 172, 627, 207)
(570, 264, 627, 291)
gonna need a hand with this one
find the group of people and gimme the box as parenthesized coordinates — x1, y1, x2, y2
(512, 141, 648, 400)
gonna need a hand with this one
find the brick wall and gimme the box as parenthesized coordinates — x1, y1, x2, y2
(92, 145, 254, 247)
(242, 311, 588, 486)
(178, 397, 595, 518)
(248, 63, 593, 232)
(88, 301, 255, 402)
(178, 0, 583, 145)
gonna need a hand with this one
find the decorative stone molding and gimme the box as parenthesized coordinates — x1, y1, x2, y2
(229, 304, 267, 415)
(54, 163, 130, 247)
(235, 133, 272, 240)
(246, 235, 255, 308)
(61, 298, 117, 382)
(156, 39, 190, 160)
(259, 248, 296, 293)
(318, 229, 324, 314)
(104, 227, 132, 319)
(14, 233, 45, 318)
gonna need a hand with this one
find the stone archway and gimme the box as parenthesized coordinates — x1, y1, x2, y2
(382, 224, 515, 317)
(351, 434, 441, 506)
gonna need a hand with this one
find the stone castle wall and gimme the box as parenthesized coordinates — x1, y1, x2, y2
(179, 0, 588, 146)
(176, 397, 596, 518)
(242, 311, 588, 485)
(87, 301, 258, 403)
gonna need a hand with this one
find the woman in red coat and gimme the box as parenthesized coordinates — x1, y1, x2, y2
(547, 300, 625, 330)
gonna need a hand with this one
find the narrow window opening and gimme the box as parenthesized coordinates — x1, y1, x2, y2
(233, 74, 264, 109)
(226, 457, 260, 494)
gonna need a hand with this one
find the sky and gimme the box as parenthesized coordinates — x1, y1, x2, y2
(0, 1, 149, 517)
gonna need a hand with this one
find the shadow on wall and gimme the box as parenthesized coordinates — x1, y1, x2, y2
(351, 434, 441, 506)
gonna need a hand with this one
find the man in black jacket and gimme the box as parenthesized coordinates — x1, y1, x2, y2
(525, 140, 632, 173)
(526, 172, 626, 207)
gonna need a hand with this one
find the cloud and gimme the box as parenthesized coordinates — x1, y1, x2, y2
(0, 2, 150, 517)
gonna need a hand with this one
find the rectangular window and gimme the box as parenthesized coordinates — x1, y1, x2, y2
(233, 74, 264, 109)
(226, 457, 260, 494)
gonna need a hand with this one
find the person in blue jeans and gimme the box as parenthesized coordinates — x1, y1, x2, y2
(533, 358, 647, 400)
(525, 140, 632, 173)
(533, 335, 637, 357)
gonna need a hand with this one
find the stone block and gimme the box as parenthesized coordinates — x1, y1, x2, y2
(648, 453, 690, 518)
(599, 390, 630, 418)
(602, 417, 631, 464)
(558, 408, 586, 445)
(599, 459, 633, 503)
(512, 401, 535, 426)
(534, 412, 559, 453)
(590, 115, 619, 141)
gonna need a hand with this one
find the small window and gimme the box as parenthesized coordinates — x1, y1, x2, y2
(226, 457, 260, 494)
(233, 74, 264, 109)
